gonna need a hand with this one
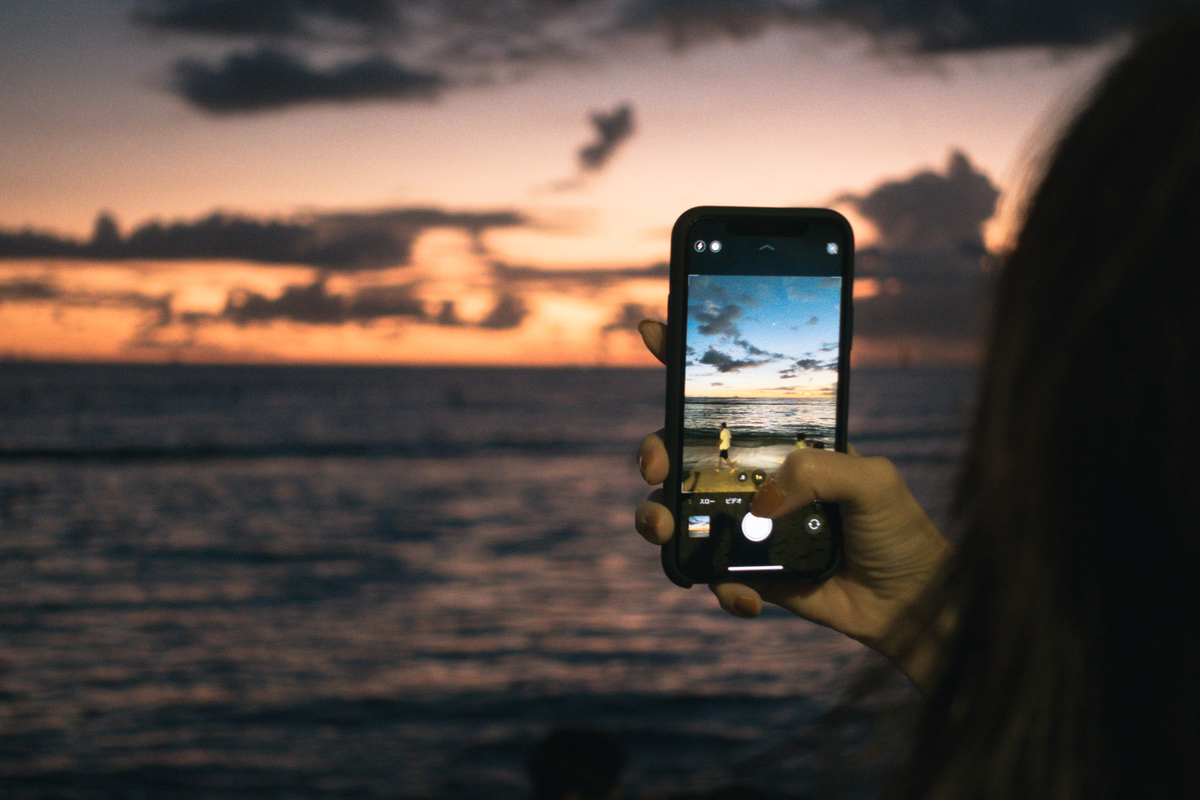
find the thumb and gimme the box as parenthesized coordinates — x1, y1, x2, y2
(638, 319, 667, 365)
(750, 449, 901, 519)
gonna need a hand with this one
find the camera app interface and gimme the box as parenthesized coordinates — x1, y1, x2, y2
(677, 241, 843, 577)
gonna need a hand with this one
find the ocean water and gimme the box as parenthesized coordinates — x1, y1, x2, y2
(0, 364, 976, 799)
(684, 396, 837, 449)
(683, 395, 838, 476)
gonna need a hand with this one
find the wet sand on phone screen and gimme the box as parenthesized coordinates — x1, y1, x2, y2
(682, 443, 794, 491)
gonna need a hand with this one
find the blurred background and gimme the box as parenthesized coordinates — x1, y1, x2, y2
(0, 1, 1172, 797)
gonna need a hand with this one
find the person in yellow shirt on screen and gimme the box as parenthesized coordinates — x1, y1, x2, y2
(717, 422, 733, 471)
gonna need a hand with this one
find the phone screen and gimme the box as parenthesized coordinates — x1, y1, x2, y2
(665, 209, 853, 585)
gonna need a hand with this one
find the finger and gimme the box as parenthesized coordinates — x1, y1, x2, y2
(750, 449, 901, 519)
(710, 582, 764, 619)
(638, 319, 667, 365)
(637, 429, 669, 485)
(635, 499, 674, 545)
(847, 443, 861, 457)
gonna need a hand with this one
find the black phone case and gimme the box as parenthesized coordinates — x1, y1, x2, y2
(661, 206, 853, 588)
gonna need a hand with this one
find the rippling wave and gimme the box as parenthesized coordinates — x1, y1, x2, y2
(0, 363, 975, 799)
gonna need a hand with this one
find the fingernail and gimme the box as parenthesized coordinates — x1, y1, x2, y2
(637, 453, 646, 477)
(751, 480, 784, 517)
(733, 595, 759, 618)
(638, 513, 655, 536)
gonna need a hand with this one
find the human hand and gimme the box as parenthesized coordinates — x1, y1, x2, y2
(633, 319, 952, 690)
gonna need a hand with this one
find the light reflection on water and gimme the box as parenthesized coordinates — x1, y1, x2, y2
(0, 364, 974, 799)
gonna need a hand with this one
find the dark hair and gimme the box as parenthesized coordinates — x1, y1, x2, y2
(528, 727, 625, 800)
(892, 12, 1200, 799)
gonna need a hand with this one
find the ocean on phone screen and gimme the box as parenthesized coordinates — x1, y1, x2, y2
(684, 395, 837, 472)
(0, 363, 975, 800)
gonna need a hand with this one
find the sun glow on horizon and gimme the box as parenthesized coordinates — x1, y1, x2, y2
(0, 8, 1126, 368)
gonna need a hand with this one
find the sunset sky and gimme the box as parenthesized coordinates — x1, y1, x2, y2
(0, 1, 1146, 366)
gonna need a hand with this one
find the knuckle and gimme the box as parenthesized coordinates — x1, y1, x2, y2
(784, 448, 821, 484)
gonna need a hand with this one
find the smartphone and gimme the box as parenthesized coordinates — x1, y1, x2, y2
(662, 207, 853, 588)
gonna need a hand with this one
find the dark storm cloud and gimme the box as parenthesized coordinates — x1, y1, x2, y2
(434, 300, 463, 326)
(134, 0, 573, 111)
(346, 282, 428, 319)
(477, 293, 529, 330)
(219, 277, 528, 329)
(616, 0, 1179, 51)
(0, 274, 173, 321)
(121, 212, 383, 266)
(699, 347, 768, 373)
(842, 150, 1000, 341)
(691, 302, 742, 338)
(135, 3, 1175, 117)
(0, 207, 524, 271)
(223, 277, 426, 325)
(734, 338, 769, 357)
(328, 208, 526, 237)
(172, 48, 446, 113)
(225, 278, 348, 325)
(579, 103, 636, 171)
(493, 260, 667, 288)
(813, 0, 1164, 53)
(613, 0, 807, 49)
(549, 102, 638, 190)
(842, 150, 998, 257)
(0, 276, 61, 302)
(732, 337, 785, 360)
(135, 0, 1191, 112)
(133, 0, 401, 39)
(778, 355, 835, 378)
